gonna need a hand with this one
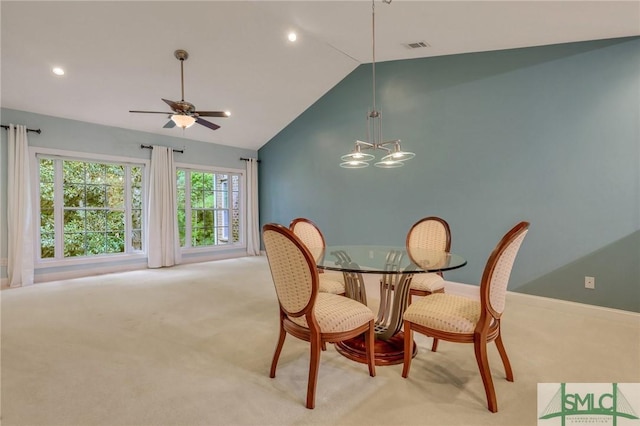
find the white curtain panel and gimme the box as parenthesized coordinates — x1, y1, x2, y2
(245, 158, 260, 256)
(7, 124, 34, 287)
(147, 146, 181, 268)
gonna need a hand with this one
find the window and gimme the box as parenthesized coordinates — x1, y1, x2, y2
(177, 168, 242, 248)
(37, 154, 144, 260)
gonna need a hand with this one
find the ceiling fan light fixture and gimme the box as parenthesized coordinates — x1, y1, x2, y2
(129, 50, 228, 132)
(171, 114, 196, 129)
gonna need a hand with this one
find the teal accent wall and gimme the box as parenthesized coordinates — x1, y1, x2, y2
(519, 230, 640, 312)
(0, 108, 257, 280)
(258, 37, 640, 312)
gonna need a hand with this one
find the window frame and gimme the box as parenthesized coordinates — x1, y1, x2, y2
(31, 147, 149, 268)
(175, 162, 245, 253)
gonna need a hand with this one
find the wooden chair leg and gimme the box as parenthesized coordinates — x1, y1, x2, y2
(474, 338, 498, 413)
(270, 324, 287, 378)
(431, 338, 439, 352)
(495, 333, 514, 382)
(306, 335, 321, 409)
(365, 320, 376, 377)
(402, 321, 413, 378)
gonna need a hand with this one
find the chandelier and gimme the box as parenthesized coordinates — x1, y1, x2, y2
(340, 0, 415, 169)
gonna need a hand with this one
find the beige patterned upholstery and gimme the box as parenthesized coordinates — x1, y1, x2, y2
(290, 218, 346, 295)
(263, 223, 376, 409)
(409, 273, 445, 292)
(318, 275, 345, 295)
(403, 293, 480, 333)
(290, 220, 325, 258)
(489, 230, 528, 314)
(407, 219, 449, 251)
(263, 229, 314, 314)
(401, 222, 530, 413)
(406, 217, 451, 298)
(289, 293, 374, 333)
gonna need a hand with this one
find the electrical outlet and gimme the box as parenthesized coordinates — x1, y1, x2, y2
(585, 276, 595, 289)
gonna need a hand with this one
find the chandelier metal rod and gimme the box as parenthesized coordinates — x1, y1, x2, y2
(371, 0, 377, 114)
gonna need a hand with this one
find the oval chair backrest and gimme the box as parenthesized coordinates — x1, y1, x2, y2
(406, 217, 451, 251)
(263, 223, 318, 316)
(481, 222, 529, 317)
(290, 218, 326, 263)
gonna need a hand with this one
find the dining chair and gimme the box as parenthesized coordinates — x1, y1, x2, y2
(290, 218, 346, 295)
(405, 216, 451, 301)
(401, 221, 529, 413)
(263, 223, 376, 409)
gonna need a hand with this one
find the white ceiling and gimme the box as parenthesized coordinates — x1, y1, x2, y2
(2, 1, 638, 151)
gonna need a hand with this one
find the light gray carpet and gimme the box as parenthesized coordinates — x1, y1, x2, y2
(1, 256, 638, 425)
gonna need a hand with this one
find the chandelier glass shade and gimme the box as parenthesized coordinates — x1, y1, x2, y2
(340, 0, 415, 169)
(171, 114, 196, 129)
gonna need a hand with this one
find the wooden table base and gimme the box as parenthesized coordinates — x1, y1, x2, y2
(335, 332, 417, 366)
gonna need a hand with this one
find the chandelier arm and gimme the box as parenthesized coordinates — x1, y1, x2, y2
(378, 139, 401, 148)
(355, 140, 375, 150)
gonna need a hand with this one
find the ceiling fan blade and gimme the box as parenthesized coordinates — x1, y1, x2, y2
(195, 111, 229, 118)
(162, 98, 180, 111)
(195, 117, 220, 131)
(163, 120, 176, 129)
(129, 110, 174, 114)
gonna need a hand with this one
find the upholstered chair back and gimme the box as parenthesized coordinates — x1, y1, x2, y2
(406, 217, 451, 252)
(482, 223, 529, 316)
(263, 224, 318, 316)
(290, 218, 326, 262)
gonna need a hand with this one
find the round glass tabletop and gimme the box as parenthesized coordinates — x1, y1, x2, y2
(317, 245, 467, 274)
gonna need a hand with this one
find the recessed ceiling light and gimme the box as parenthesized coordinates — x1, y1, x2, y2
(288, 32, 297, 42)
(52, 67, 65, 76)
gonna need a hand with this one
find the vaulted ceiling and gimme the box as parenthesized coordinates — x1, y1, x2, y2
(2, 1, 638, 150)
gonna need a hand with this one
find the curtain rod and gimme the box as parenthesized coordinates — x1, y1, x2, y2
(240, 157, 261, 163)
(140, 144, 184, 154)
(1, 125, 42, 134)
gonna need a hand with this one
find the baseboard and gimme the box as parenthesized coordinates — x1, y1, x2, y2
(506, 290, 639, 325)
(443, 280, 480, 299)
(32, 261, 149, 284)
(445, 280, 639, 325)
(180, 251, 252, 265)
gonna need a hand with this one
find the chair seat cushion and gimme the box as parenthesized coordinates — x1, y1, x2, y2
(289, 293, 374, 333)
(410, 273, 445, 292)
(319, 275, 346, 294)
(403, 293, 480, 333)
(322, 270, 345, 283)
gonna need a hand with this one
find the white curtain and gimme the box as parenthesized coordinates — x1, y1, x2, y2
(245, 158, 260, 256)
(7, 124, 34, 287)
(147, 146, 181, 268)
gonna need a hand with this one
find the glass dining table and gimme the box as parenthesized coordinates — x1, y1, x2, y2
(317, 245, 467, 365)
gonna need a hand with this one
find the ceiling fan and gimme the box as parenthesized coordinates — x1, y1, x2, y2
(129, 49, 230, 131)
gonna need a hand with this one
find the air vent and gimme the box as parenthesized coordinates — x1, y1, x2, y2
(406, 41, 430, 49)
